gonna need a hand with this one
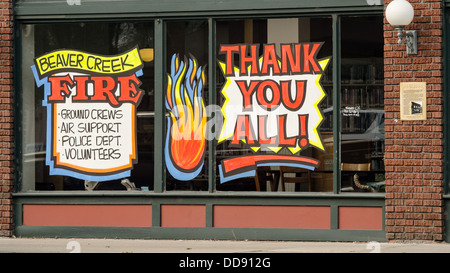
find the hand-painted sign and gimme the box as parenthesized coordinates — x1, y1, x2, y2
(217, 43, 329, 183)
(164, 43, 330, 184)
(165, 54, 207, 181)
(32, 47, 144, 181)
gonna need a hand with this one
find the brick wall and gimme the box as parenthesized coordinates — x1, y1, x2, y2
(0, 0, 13, 237)
(384, 0, 444, 241)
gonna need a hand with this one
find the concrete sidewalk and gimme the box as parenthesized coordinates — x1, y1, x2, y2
(1, 237, 450, 253)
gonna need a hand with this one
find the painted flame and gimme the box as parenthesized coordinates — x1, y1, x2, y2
(165, 54, 207, 180)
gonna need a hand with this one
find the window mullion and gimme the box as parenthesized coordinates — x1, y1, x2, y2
(154, 18, 165, 193)
(332, 14, 341, 194)
(208, 17, 216, 193)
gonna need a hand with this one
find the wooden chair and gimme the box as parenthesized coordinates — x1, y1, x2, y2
(255, 166, 280, 192)
(341, 163, 371, 172)
(279, 166, 311, 192)
(341, 163, 374, 192)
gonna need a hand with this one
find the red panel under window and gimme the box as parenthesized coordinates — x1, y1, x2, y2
(160, 205, 206, 227)
(338, 206, 383, 230)
(23, 204, 152, 227)
(213, 205, 330, 229)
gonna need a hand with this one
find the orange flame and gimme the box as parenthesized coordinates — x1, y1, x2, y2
(165, 54, 207, 180)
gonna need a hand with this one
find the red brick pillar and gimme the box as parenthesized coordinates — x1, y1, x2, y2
(384, 0, 444, 241)
(0, 0, 13, 237)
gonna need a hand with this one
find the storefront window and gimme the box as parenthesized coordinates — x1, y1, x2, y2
(340, 16, 385, 193)
(20, 22, 155, 191)
(165, 20, 209, 191)
(214, 17, 333, 192)
(18, 15, 383, 193)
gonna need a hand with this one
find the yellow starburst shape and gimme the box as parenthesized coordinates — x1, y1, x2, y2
(218, 56, 330, 154)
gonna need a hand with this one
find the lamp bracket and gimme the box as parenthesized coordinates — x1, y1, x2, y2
(404, 30, 417, 55)
(395, 27, 417, 55)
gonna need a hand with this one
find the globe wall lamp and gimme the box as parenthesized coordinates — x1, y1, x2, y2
(385, 0, 417, 55)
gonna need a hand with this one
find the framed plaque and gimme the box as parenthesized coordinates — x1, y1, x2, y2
(400, 82, 427, 120)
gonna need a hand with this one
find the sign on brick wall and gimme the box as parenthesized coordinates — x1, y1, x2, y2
(400, 82, 427, 121)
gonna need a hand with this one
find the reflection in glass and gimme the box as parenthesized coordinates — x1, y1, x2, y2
(340, 16, 385, 193)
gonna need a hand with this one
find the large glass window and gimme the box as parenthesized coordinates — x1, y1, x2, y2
(214, 18, 333, 192)
(165, 20, 209, 191)
(18, 14, 384, 193)
(20, 22, 155, 191)
(340, 16, 385, 192)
